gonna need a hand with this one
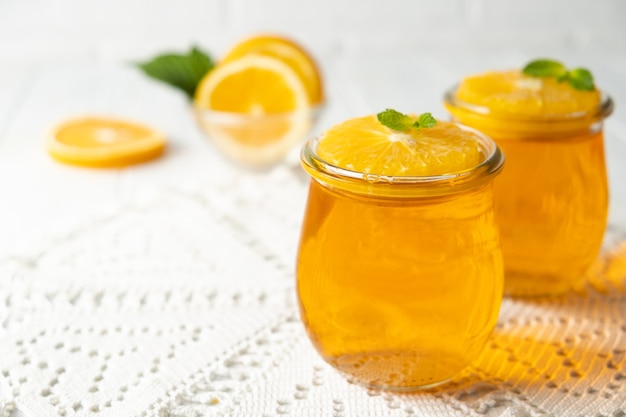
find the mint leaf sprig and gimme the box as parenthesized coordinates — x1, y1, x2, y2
(136, 46, 214, 100)
(522, 59, 595, 91)
(377, 109, 437, 132)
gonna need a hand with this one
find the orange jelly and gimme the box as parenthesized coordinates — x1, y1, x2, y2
(445, 70, 613, 296)
(296, 116, 504, 390)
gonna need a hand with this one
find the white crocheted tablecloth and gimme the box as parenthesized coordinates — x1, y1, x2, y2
(1, 168, 625, 417)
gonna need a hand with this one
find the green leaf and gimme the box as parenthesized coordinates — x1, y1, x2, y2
(417, 112, 437, 128)
(136, 46, 214, 100)
(377, 109, 437, 132)
(522, 58, 596, 91)
(567, 68, 595, 91)
(377, 109, 415, 131)
(522, 59, 568, 79)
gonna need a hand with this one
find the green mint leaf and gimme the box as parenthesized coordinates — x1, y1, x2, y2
(136, 46, 214, 100)
(377, 109, 415, 131)
(522, 58, 596, 91)
(556, 73, 569, 83)
(417, 112, 437, 128)
(523, 59, 568, 79)
(377, 109, 437, 132)
(567, 68, 595, 91)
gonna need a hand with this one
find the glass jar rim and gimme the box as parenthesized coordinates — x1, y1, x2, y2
(300, 123, 505, 198)
(443, 84, 614, 124)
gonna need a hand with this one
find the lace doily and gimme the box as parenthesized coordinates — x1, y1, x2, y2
(1, 167, 625, 417)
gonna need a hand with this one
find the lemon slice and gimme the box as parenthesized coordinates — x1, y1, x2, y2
(47, 116, 166, 168)
(194, 54, 312, 166)
(221, 34, 324, 105)
(317, 115, 482, 177)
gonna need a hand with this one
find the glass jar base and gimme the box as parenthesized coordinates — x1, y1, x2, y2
(325, 350, 464, 392)
(504, 270, 583, 297)
(355, 377, 453, 393)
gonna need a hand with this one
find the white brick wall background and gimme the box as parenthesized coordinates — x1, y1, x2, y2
(1, 0, 625, 69)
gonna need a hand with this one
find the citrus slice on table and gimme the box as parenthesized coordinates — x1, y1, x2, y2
(316, 115, 482, 176)
(455, 70, 600, 117)
(221, 34, 324, 105)
(47, 116, 166, 168)
(194, 53, 312, 166)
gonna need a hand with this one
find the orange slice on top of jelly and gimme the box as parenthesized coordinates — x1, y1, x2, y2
(455, 70, 600, 117)
(317, 114, 482, 177)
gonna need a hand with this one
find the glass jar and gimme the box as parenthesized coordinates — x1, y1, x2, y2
(444, 86, 614, 296)
(295, 127, 505, 391)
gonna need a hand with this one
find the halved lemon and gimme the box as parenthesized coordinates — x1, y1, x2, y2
(221, 34, 323, 105)
(47, 116, 166, 168)
(194, 53, 312, 166)
(317, 115, 482, 176)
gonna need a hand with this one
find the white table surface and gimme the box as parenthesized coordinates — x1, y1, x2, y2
(1, 43, 626, 417)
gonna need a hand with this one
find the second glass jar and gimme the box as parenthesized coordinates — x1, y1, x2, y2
(444, 87, 613, 296)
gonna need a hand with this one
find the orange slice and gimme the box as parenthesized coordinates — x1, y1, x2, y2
(47, 116, 166, 168)
(455, 70, 600, 117)
(194, 54, 312, 165)
(221, 34, 323, 105)
(317, 115, 482, 176)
